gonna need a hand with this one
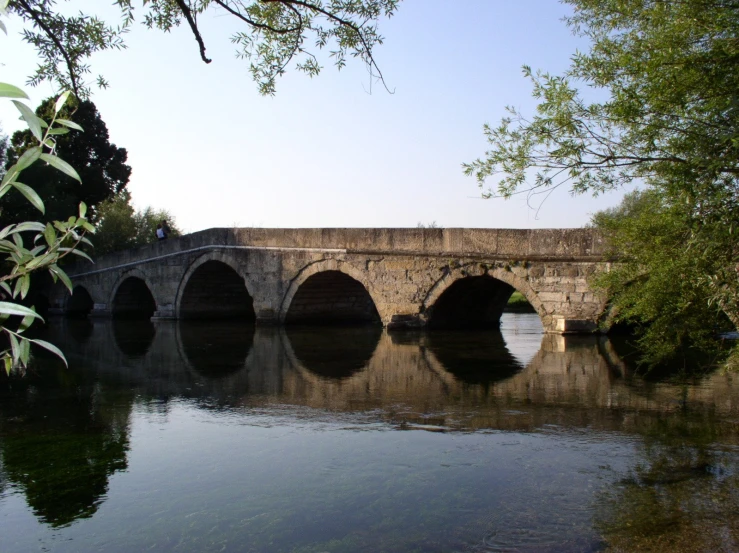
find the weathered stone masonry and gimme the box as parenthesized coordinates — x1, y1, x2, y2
(49, 227, 610, 333)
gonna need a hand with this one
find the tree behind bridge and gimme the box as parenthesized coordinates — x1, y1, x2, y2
(2, 98, 131, 225)
(92, 190, 181, 256)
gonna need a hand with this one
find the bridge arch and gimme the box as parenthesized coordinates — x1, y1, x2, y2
(176, 253, 256, 321)
(280, 259, 382, 325)
(422, 265, 550, 329)
(110, 269, 158, 319)
(65, 285, 94, 318)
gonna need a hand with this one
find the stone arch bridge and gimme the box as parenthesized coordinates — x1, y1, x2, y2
(49, 228, 610, 333)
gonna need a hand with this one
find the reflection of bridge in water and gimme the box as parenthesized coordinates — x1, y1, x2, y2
(47, 317, 739, 431)
(4, 316, 739, 530)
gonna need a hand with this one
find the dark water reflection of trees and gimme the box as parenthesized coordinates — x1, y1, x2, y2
(0, 360, 131, 527)
(594, 416, 739, 552)
(0, 316, 737, 548)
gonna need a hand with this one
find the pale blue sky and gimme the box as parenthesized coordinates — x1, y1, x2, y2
(1, 1, 632, 232)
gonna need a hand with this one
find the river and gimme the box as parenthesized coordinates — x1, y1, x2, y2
(1, 314, 738, 552)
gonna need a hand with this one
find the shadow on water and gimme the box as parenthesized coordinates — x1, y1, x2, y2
(66, 318, 94, 344)
(177, 321, 255, 379)
(112, 319, 156, 358)
(284, 325, 382, 379)
(423, 329, 524, 386)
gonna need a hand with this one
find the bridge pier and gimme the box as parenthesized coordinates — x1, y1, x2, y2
(152, 304, 177, 320)
(553, 317, 598, 334)
(90, 304, 112, 318)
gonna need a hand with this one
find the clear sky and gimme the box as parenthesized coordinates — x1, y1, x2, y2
(0, 0, 633, 233)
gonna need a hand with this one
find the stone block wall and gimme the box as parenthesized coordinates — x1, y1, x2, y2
(54, 228, 609, 333)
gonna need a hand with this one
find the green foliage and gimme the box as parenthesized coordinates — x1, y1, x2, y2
(592, 189, 737, 366)
(0, 83, 94, 374)
(7, 0, 400, 97)
(464, 0, 739, 200)
(89, 190, 137, 255)
(464, 0, 739, 365)
(505, 291, 535, 313)
(2, 97, 131, 224)
(92, 190, 181, 255)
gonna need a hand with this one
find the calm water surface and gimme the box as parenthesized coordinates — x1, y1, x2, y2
(1, 314, 738, 552)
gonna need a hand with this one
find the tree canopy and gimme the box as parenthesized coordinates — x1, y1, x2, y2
(1, 97, 131, 224)
(7, 0, 400, 97)
(92, 190, 181, 255)
(591, 188, 737, 366)
(464, 0, 739, 201)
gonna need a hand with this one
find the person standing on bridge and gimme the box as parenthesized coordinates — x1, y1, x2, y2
(156, 222, 167, 241)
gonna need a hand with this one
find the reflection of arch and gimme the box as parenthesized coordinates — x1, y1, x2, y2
(110, 270, 157, 319)
(67, 319, 94, 344)
(176, 254, 255, 321)
(284, 326, 382, 379)
(113, 319, 156, 358)
(283, 269, 380, 325)
(66, 286, 94, 318)
(177, 321, 254, 378)
(280, 260, 382, 324)
(422, 330, 524, 386)
(423, 267, 547, 329)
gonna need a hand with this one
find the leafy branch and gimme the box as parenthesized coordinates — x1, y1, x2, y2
(0, 82, 95, 375)
(6, 0, 399, 97)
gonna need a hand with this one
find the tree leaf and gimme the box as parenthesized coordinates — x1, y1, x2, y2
(39, 153, 81, 182)
(19, 339, 30, 366)
(0, 302, 42, 320)
(9, 221, 46, 234)
(9, 333, 20, 364)
(0, 82, 29, 99)
(29, 339, 67, 367)
(47, 127, 70, 136)
(60, 247, 93, 263)
(55, 91, 71, 113)
(19, 274, 30, 300)
(12, 100, 43, 141)
(44, 223, 55, 247)
(55, 119, 84, 132)
(49, 265, 73, 293)
(15, 146, 42, 172)
(18, 312, 34, 333)
(11, 182, 45, 214)
(1, 167, 19, 187)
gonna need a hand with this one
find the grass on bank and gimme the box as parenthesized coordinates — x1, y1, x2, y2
(505, 292, 536, 313)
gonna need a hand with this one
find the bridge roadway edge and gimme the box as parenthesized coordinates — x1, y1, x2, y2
(50, 228, 611, 334)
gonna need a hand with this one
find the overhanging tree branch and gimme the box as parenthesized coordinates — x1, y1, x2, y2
(174, 0, 212, 63)
(13, 0, 80, 96)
